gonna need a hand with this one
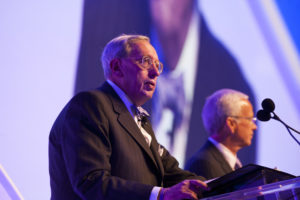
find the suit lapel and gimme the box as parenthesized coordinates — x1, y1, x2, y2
(100, 82, 160, 171)
(142, 117, 164, 177)
(207, 141, 233, 174)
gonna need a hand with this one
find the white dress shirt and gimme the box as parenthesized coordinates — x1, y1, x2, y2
(208, 137, 242, 170)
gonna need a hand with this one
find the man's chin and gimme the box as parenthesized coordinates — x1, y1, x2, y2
(135, 93, 153, 106)
(143, 90, 155, 98)
(246, 140, 252, 146)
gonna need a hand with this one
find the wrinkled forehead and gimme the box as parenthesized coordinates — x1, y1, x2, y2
(127, 40, 158, 59)
(240, 99, 254, 115)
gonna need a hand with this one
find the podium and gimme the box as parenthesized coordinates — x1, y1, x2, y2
(202, 164, 299, 199)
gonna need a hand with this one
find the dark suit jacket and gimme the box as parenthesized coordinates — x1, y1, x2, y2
(49, 82, 201, 200)
(185, 140, 233, 180)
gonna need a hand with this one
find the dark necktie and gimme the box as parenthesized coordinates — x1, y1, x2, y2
(234, 159, 242, 170)
(136, 106, 149, 124)
(132, 106, 152, 146)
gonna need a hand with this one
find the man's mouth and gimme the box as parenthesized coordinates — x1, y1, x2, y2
(145, 81, 156, 89)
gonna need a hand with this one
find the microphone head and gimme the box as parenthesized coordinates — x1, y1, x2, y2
(256, 109, 271, 121)
(261, 98, 275, 112)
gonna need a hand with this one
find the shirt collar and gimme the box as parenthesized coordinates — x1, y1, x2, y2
(208, 137, 240, 170)
(106, 79, 135, 117)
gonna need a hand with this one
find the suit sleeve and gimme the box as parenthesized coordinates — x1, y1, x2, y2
(159, 145, 206, 187)
(56, 93, 153, 200)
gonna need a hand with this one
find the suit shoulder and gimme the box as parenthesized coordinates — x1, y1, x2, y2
(186, 149, 213, 168)
(52, 89, 111, 125)
(71, 89, 108, 103)
(185, 142, 217, 170)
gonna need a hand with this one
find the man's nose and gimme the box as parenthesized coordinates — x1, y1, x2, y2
(149, 64, 161, 77)
(252, 122, 257, 130)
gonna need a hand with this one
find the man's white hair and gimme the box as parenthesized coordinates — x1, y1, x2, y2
(101, 34, 149, 79)
(202, 88, 249, 135)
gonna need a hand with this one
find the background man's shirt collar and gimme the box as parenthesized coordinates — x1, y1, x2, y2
(208, 137, 241, 170)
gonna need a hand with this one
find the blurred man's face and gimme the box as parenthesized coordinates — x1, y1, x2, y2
(233, 100, 257, 147)
(119, 40, 161, 106)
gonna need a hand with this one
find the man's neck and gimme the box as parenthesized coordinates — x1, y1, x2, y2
(211, 135, 240, 155)
(107, 78, 146, 106)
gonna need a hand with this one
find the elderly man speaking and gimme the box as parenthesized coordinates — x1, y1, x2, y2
(49, 34, 208, 200)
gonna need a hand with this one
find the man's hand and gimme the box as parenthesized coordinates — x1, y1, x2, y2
(160, 179, 209, 200)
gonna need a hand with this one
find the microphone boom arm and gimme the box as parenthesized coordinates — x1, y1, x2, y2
(271, 112, 300, 135)
(270, 112, 300, 146)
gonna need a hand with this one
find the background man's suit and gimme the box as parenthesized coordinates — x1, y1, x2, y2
(49, 82, 201, 200)
(185, 140, 233, 180)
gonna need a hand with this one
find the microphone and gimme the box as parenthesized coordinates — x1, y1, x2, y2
(256, 98, 300, 145)
(256, 98, 290, 124)
(256, 109, 271, 121)
(256, 98, 280, 121)
(261, 98, 275, 113)
(141, 116, 148, 125)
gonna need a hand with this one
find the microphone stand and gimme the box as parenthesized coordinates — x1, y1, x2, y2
(271, 112, 300, 146)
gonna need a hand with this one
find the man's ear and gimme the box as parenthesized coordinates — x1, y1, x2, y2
(110, 58, 123, 77)
(225, 117, 237, 134)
